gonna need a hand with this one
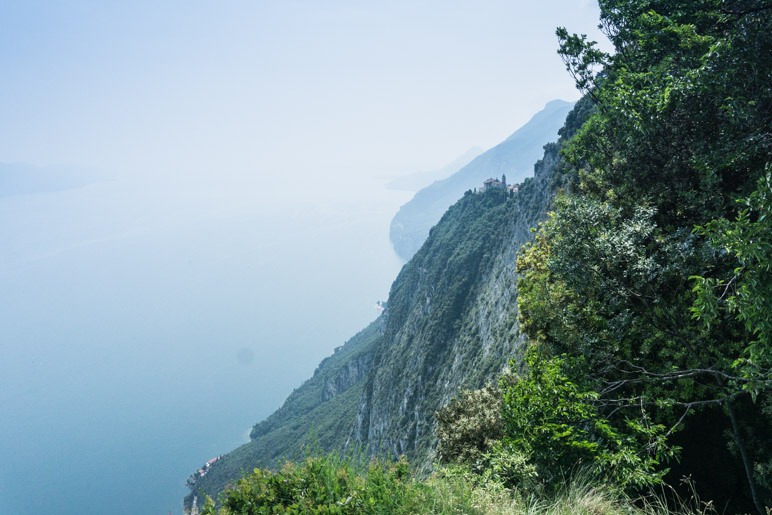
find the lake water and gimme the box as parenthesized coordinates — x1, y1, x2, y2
(0, 175, 411, 514)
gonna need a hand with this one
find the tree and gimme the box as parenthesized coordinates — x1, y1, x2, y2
(515, 0, 771, 511)
(497, 346, 673, 491)
(692, 168, 772, 399)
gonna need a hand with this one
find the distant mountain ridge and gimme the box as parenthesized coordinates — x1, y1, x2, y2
(389, 99, 574, 261)
(386, 147, 483, 192)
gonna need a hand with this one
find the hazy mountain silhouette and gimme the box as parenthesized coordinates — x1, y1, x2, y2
(389, 99, 574, 261)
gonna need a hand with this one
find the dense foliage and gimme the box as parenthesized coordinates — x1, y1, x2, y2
(513, 0, 771, 512)
(497, 347, 674, 491)
(199, 452, 716, 515)
(200, 455, 415, 515)
(435, 383, 503, 471)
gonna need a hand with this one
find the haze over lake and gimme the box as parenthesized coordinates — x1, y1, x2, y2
(0, 173, 410, 514)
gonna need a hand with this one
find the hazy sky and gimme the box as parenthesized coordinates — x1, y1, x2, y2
(1, 0, 606, 188)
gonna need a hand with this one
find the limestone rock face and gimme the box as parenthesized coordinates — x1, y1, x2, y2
(352, 138, 559, 468)
(321, 352, 373, 403)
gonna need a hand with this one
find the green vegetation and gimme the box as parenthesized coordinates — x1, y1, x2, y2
(201, 452, 720, 515)
(513, 0, 772, 511)
(497, 347, 673, 491)
(200, 455, 417, 515)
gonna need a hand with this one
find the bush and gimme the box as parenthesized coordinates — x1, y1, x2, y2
(201, 454, 412, 514)
(496, 345, 674, 492)
(435, 384, 503, 471)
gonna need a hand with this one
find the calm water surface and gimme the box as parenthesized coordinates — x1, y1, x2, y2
(0, 176, 410, 514)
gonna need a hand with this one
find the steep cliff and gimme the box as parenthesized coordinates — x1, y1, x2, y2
(186, 99, 592, 507)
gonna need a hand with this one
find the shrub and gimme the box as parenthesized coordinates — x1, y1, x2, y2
(435, 384, 503, 471)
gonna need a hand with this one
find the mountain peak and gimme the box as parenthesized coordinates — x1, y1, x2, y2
(503, 99, 575, 143)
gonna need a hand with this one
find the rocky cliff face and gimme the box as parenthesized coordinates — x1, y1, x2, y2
(351, 140, 560, 468)
(185, 99, 592, 508)
(321, 351, 373, 403)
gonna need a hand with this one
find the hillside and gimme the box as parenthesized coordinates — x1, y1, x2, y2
(388, 99, 573, 261)
(185, 98, 592, 508)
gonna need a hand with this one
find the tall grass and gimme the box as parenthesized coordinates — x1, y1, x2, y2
(199, 454, 718, 514)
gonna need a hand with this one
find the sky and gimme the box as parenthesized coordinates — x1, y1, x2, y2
(0, 0, 607, 189)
